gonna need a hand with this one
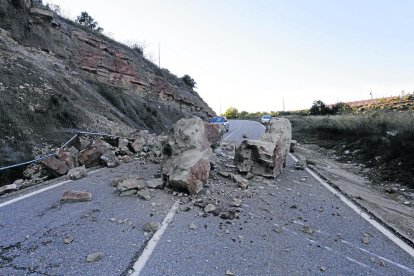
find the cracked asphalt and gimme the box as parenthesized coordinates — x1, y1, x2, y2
(0, 120, 413, 275)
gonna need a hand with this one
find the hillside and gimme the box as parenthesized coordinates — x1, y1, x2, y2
(0, 0, 214, 168)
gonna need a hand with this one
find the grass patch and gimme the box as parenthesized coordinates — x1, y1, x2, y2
(289, 111, 414, 188)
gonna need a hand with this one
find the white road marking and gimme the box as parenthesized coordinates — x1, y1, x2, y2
(289, 153, 414, 258)
(0, 168, 103, 209)
(131, 200, 180, 276)
(223, 124, 241, 141)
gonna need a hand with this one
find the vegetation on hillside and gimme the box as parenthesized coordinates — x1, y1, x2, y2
(75, 12, 103, 33)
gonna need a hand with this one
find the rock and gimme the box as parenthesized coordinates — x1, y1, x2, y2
(163, 149, 211, 195)
(189, 223, 197, 230)
(146, 178, 164, 189)
(117, 177, 145, 192)
(204, 122, 224, 148)
(42, 156, 70, 176)
(245, 172, 254, 180)
(60, 190, 92, 203)
(111, 176, 127, 187)
(164, 117, 210, 156)
(67, 166, 87, 180)
(0, 184, 18, 195)
(74, 137, 91, 151)
(218, 171, 230, 178)
(86, 252, 103, 263)
(118, 138, 129, 149)
(100, 152, 119, 168)
(137, 189, 151, 200)
(220, 210, 236, 220)
(144, 222, 161, 232)
(64, 236, 74, 244)
(294, 159, 306, 170)
(320, 266, 327, 272)
(225, 270, 235, 276)
(362, 236, 370, 244)
(131, 136, 146, 153)
(231, 198, 242, 207)
(204, 204, 216, 213)
(302, 225, 314, 234)
(235, 118, 291, 177)
(290, 140, 297, 152)
(56, 149, 79, 169)
(242, 133, 248, 138)
(120, 155, 133, 163)
(119, 190, 137, 196)
(79, 139, 112, 168)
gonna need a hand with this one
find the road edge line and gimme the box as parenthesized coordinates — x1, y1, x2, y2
(131, 200, 181, 276)
(289, 153, 414, 258)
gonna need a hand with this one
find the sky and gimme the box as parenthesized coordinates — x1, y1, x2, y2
(44, 0, 414, 113)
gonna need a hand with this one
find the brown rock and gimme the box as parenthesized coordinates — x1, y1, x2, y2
(120, 155, 133, 163)
(204, 122, 224, 148)
(78, 139, 112, 168)
(60, 190, 92, 203)
(100, 151, 119, 168)
(67, 166, 87, 180)
(42, 156, 70, 176)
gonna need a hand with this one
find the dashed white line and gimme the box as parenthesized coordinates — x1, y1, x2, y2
(289, 153, 414, 258)
(0, 168, 103, 209)
(131, 200, 180, 276)
(223, 124, 241, 141)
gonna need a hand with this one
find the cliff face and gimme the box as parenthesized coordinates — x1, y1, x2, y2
(0, 0, 214, 167)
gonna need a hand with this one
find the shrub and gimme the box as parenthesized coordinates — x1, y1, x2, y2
(75, 12, 103, 33)
(181, 75, 196, 89)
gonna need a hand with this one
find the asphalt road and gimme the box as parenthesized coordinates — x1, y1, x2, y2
(0, 119, 413, 275)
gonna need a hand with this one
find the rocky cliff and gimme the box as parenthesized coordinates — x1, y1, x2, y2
(0, 0, 214, 169)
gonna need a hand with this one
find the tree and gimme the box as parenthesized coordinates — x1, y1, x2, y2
(331, 102, 351, 114)
(181, 74, 197, 89)
(309, 100, 330, 115)
(76, 12, 103, 33)
(224, 107, 239, 119)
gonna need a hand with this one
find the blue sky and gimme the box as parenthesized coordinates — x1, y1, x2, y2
(45, 0, 414, 113)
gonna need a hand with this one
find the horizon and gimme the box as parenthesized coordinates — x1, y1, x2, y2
(44, 0, 414, 113)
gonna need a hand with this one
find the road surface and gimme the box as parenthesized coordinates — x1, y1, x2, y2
(0, 119, 413, 275)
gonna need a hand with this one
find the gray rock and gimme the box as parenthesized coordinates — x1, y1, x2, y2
(0, 184, 18, 195)
(101, 152, 119, 168)
(290, 140, 297, 153)
(235, 118, 291, 177)
(189, 223, 197, 230)
(117, 177, 145, 192)
(144, 222, 161, 232)
(67, 166, 87, 180)
(137, 189, 151, 200)
(86, 252, 103, 263)
(131, 136, 146, 153)
(119, 190, 137, 197)
(120, 155, 133, 163)
(146, 178, 164, 189)
(295, 159, 307, 170)
(64, 236, 74, 244)
(231, 198, 242, 207)
(118, 138, 129, 149)
(204, 204, 216, 213)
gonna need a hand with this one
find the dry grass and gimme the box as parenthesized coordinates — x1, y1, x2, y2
(289, 111, 414, 187)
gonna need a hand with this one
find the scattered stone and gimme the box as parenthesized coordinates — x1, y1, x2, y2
(0, 184, 18, 195)
(204, 122, 225, 148)
(67, 166, 87, 180)
(290, 204, 297, 209)
(320, 266, 327, 272)
(189, 223, 197, 230)
(295, 159, 306, 170)
(101, 152, 119, 168)
(118, 138, 129, 149)
(403, 201, 410, 206)
(60, 191, 92, 203)
(131, 136, 146, 153)
(111, 176, 127, 187)
(245, 172, 254, 180)
(302, 225, 314, 234)
(64, 236, 74, 244)
(13, 179, 24, 186)
(119, 190, 137, 197)
(137, 189, 151, 200)
(225, 229, 230, 234)
(117, 177, 145, 192)
(362, 236, 370, 244)
(300, 177, 307, 182)
(120, 155, 133, 163)
(218, 171, 230, 178)
(225, 270, 235, 276)
(180, 205, 191, 212)
(86, 252, 103, 263)
(204, 204, 216, 213)
(144, 222, 161, 232)
(231, 198, 242, 207)
(242, 133, 248, 138)
(146, 178, 164, 189)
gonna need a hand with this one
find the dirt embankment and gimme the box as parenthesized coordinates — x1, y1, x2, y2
(0, 0, 215, 175)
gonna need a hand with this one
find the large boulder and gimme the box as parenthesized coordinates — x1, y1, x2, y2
(78, 139, 112, 168)
(163, 149, 211, 195)
(164, 117, 210, 156)
(204, 122, 225, 148)
(235, 118, 291, 177)
(162, 117, 213, 194)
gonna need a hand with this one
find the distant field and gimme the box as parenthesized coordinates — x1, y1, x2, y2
(289, 111, 414, 188)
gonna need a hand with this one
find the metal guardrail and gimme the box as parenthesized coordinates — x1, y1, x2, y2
(0, 130, 135, 173)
